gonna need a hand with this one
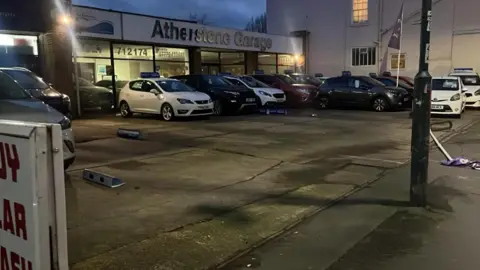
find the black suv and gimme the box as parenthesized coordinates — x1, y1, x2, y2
(315, 75, 410, 112)
(1, 67, 72, 118)
(171, 75, 258, 115)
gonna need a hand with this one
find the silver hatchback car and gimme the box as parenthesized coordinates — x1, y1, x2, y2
(0, 70, 76, 169)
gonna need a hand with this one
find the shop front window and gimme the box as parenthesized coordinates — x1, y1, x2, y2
(75, 39, 112, 84)
(113, 44, 154, 81)
(258, 53, 277, 74)
(201, 51, 220, 64)
(0, 34, 40, 74)
(278, 54, 295, 74)
(155, 47, 189, 77)
(220, 52, 244, 75)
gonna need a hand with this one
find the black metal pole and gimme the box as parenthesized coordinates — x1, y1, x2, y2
(410, 0, 433, 207)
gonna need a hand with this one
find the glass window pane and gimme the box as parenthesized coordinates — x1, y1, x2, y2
(221, 65, 245, 76)
(220, 52, 244, 65)
(114, 59, 153, 81)
(201, 51, 220, 64)
(154, 47, 189, 62)
(155, 61, 189, 77)
(278, 66, 295, 74)
(113, 44, 153, 60)
(278, 54, 295, 66)
(256, 65, 276, 75)
(76, 57, 113, 83)
(258, 53, 277, 65)
(76, 39, 110, 58)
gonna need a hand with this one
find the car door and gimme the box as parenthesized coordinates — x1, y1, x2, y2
(125, 80, 144, 111)
(326, 77, 350, 103)
(348, 77, 372, 105)
(141, 80, 162, 113)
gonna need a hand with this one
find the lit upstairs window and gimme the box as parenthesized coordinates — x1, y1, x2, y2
(352, 0, 369, 24)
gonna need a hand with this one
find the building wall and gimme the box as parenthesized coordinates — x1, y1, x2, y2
(267, 0, 480, 77)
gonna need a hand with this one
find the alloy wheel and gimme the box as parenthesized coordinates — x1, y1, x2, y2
(213, 100, 222, 115)
(318, 97, 329, 109)
(373, 98, 387, 112)
(120, 102, 131, 117)
(162, 104, 173, 121)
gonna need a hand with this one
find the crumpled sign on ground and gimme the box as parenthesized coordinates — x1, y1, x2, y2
(441, 157, 480, 170)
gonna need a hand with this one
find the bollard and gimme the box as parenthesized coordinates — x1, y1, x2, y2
(117, 128, 144, 140)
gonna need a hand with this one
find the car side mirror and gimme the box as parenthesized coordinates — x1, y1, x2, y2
(150, 89, 160, 95)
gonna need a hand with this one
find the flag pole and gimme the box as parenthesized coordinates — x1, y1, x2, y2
(396, 7, 404, 87)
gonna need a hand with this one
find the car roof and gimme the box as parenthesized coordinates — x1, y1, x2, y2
(0, 67, 31, 72)
(432, 76, 459, 80)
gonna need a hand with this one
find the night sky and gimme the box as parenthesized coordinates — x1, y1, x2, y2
(74, 0, 266, 29)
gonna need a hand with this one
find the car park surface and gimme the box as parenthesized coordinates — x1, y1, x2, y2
(65, 109, 480, 269)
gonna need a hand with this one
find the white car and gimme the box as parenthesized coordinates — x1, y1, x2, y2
(223, 75, 286, 107)
(118, 73, 214, 121)
(0, 71, 75, 169)
(430, 76, 466, 118)
(448, 68, 480, 108)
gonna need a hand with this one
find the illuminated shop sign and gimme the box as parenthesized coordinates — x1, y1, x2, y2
(151, 20, 273, 51)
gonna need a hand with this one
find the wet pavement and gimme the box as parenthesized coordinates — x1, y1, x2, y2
(66, 109, 480, 269)
(223, 116, 480, 270)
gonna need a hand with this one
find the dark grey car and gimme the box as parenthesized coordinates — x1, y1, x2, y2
(314, 75, 411, 112)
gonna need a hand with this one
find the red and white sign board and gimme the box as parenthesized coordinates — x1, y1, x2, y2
(0, 121, 68, 270)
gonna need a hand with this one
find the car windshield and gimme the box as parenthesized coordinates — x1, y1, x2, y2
(291, 74, 321, 85)
(3, 69, 49, 89)
(239, 76, 270, 88)
(378, 78, 411, 89)
(203, 76, 233, 86)
(432, 79, 459, 90)
(400, 77, 414, 85)
(457, 75, 480, 86)
(0, 72, 32, 100)
(276, 74, 296, 85)
(157, 80, 195, 92)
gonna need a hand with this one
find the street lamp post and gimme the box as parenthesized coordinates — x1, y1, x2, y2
(410, 0, 433, 207)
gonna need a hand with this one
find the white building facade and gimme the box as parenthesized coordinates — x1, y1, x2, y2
(267, 0, 480, 77)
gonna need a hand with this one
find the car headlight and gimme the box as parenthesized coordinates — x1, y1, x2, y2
(59, 116, 71, 130)
(177, 98, 194, 104)
(387, 89, 401, 96)
(208, 98, 212, 103)
(475, 89, 480, 96)
(224, 91, 240, 96)
(62, 93, 70, 102)
(259, 90, 272, 97)
(450, 93, 461, 101)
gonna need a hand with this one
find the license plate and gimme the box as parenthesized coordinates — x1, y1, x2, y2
(432, 105, 443, 110)
(246, 98, 256, 103)
(198, 106, 209, 109)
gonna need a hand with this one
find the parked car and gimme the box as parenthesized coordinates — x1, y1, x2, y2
(0, 67, 72, 119)
(314, 73, 330, 85)
(448, 68, 480, 108)
(430, 76, 466, 118)
(118, 73, 213, 121)
(380, 72, 414, 87)
(372, 76, 413, 96)
(0, 70, 75, 169)
(95, 79, 129, 100)
(223, 75, 286, 107)
(251, 74, 318, 107)
(75, 77, 114, 112)
(286, 73, 324, 88)
(315, 75, 410, 112)
(172, 74, 258, 115)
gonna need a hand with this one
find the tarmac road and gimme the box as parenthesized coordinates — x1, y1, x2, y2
(66, 108, 480, 269)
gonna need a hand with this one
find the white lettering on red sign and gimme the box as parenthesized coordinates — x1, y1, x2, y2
(0, 141, 34, 269)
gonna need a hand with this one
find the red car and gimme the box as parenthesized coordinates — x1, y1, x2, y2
(381, 72, 414, 87)
(251, 74, 318, 107)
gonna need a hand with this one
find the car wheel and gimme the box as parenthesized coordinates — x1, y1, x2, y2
(213, 100, 223, 115)
(64, 158, 75, 170)
(317, 96, 330, 109)
(372, 97, 389, 112)
(119, 101, 132, 117)
(161, 103, 174, 121)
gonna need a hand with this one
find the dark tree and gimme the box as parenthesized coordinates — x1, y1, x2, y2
(245, 12, 267, 33)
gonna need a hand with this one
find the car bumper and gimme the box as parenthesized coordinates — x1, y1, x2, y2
(465, 95, 480, 107)
(257, 95, 286, 106)
(174, 103, 214, 116)
(389, 94, 411, 108)
(62, 128, 76, 161)
(431, 101, 463, 115)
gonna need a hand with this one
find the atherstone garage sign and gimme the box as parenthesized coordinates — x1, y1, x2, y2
(151, 20, 273, 51)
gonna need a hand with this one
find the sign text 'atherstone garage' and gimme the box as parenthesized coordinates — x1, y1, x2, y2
(151, 20, 273, 51)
